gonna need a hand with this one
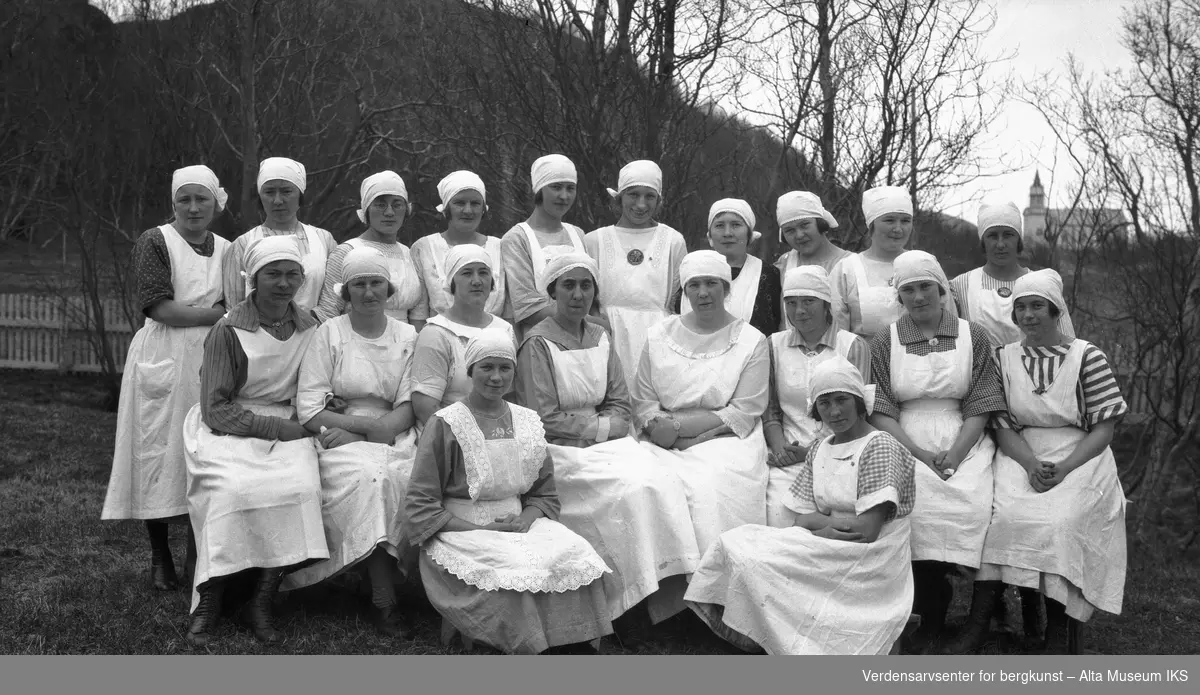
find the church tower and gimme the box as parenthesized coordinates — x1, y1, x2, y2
(1024, 171, 1048, 244)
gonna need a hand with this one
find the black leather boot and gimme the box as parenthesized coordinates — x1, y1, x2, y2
(243, 568, 286, 644)
(147, 521, 179, 591)
(940, 581, 1003, 654)
(1019, 588, 1045, 651)
(186, 580, 224, 648)
(1043, 598, 1080, 654)
(907, 562, 952, 654)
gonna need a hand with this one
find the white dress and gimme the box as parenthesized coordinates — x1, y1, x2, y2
(587, 224, 686, 393)
(684, 431, 915, 654)
(104, 225, 229, 520)
(283, 316, 420, 590)
(977, 340, 1127, 621)
(537, 331, 702, 621)
(410, 233, 507, 318)
(889, 319, 996, 567)
(182, 318, 328, 611)
(764, 329, 860, 528)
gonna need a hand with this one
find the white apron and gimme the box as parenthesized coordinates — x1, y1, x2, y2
(417, 234, 507, 317)
(240, 224, 331, 312)
(104, 226, 229, 521)
(765, 329, 860, 528)
(637, 321, 769, 555)
(343, 238, 424, 324)
(424, 314, 515, 408)
(977, 340, 1127, 621)
(848, 254, 901, 338)
(685, 431, 914, 654)
(542, 333, 701, 620)
(520, 222, 586, 294)
(594, 226, 673, 392)
(965, 267, 1022, 347)
(282, 319, 419, 591)
(182, 321, 327, 612)
(891, 318, 995, 567)
(682, 255, 761, 324)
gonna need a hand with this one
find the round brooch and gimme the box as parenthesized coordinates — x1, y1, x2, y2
(997, 286, 1012, 298)
(627, 249, 645, 266)
(928, 337, 939, 347)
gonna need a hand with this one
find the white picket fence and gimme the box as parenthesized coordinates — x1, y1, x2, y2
(0, 293, 139, 373)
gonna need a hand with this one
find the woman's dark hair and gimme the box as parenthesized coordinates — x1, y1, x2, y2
(809, 394, 868, 422)
(340, 280, 397, 302)
(546, 276, 602, 313)
(1010, 298, 1061, 326)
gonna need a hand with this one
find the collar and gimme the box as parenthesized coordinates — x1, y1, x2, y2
(786, 322, 839, 350)
(895, 310, 959, 345)
(226, 294, 317, 332)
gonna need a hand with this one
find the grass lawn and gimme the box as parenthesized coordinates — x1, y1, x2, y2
(1, 368, 1197, 655)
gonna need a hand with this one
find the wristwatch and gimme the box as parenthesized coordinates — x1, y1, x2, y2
(669, 416, 681, 432)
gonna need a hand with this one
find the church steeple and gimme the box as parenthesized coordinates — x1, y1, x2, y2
(1029, 170, 1045, 211)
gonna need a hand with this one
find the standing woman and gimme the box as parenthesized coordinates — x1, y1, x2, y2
(182, 236, 329, 647)
(501, 154, 588, 338)
(672, 198, 782, 338)
(684, 357, 916, 655)
(411, 170, 508, 320)
(632, 251, 771, 556)
(950, 200, 1076, 347)
(957, 270, 1126, 655)
(516, 252, 701, 623)
(314, 170, 428, 329)
(764, 266, 872, 528)
(773, 192, 850, 327)
(287, 247, 420, 638)
(405, 332, 614, 654)
(584, 160, 688, 392)
(102, 165, 231, 591)
(221, 157, 336, 315)
(867, 250, 1006, 653)
(410, 245, 515, 425)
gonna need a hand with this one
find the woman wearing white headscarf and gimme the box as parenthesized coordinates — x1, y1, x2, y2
(632, 251, 771, 559)
(182, 235, 328, 647)
(103, 165, 231, 593)
(221, 157, 336, 314)
(954, 270, 1127, 655)
(671, 198, 782, 338)
(501, 154, 589, 339)
(411, 170, 508, 320)
(314, 170, 428, 329)
(516, 252, 700, 623)
(763, 266, 872, 528)
(584, 160, 688, 392)
(949, 200, 1076, 347)
(287, 247, 420, 638)
(685, 357, 917, 654)
(410, 244, 515, 425)
(405, 332, 614, 654)
(867, 250, 1006, 653)
(773, 192, 851, 329)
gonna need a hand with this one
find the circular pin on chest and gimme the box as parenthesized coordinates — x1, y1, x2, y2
(627, 249, 645, 266)
(997, 286, 1012, 298)
(928, 337, 939, 348)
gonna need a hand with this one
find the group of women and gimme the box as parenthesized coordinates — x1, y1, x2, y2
(101, 152, 1128, 655)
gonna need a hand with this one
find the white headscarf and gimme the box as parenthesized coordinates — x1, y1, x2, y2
(892, 250, 949, 293)
(782, 265, 832, 303)
(606, 160, 662, 198)
(542, 251, 598, 290)
(707, 198, 762, 244)
(334, 246, 391, 295)
(776, 191, 839, 241)
(358, 171, 408, 224)
(977, 200, 1023, 239)
(243, 235, 303, 286)
(441, 244, 492, 294)
(862, 185, 913, 228)
(679, 250, 732, 288)
(171, 165, 228, 212)
(464, 331, 517, 369)
(436, 170, 486, 214)
(531, 154, 577, 194)
(808, 355, 877, 416)
(257, 157, 307, 194)
(1012, 268, 1067, 314)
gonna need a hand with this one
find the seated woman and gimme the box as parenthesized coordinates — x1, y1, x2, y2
(516, 252, 700, 623)
(764, 265, 872, 528)
(314, 170, 427, 329)
(286, 247, 420, 639)
(684, 357, 916, 654)
(404, 332, 614, 654)
(632, 250, 771, 557)
(867, 250, 1007, 654)
(671, 198, 781, 337)
(960, 270, 1126, 655)
(411, 245, 515, 425)
(182, 236, 329, 647)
